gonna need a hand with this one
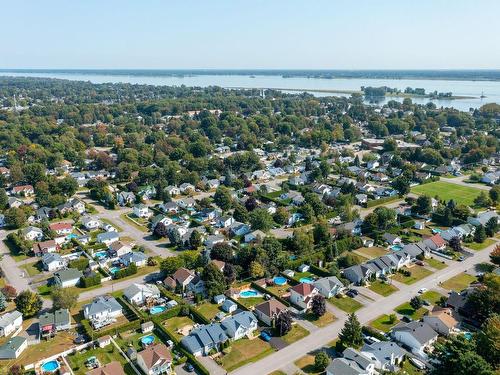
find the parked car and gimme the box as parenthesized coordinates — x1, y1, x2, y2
(260, 331, 272, 342)
(458, 256, 465, 262)
(74, 335, 87, 344)
(402, 316, 413, 323)
(184, 363, 195, 372)
(422, 300, 430, 306)
(418, 288, 427, 294)
(346, 291, 355, 298)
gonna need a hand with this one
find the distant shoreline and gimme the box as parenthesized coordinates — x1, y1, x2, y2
(1, 69, 500, 82)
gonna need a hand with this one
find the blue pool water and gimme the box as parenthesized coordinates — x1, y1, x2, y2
(66, 233, 78, 240)
(141, 335, 155, 345)
(299, 277, 314, 284)
(41, 360, 59, 372)
(390, 245, 403, 251)
(239, 289, 261, 298)
(464, 332, 473, 340)
(150, 306, 166, 314)
(94, 250, 108, 259)
(274, 276, 287, 286)
(109, 266, 121, 274)
(432, 228, 443, 234)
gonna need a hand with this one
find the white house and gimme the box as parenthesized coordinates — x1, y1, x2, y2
(0, 311, 23, 337)
(81, 216, 101, 230)
(133, 204, 151, 218)
(137, 344, 173, 375)
(123, 283, 161, 306)
(108, 241, 132, 257)
(165, 185, 180, 196)
(326, 348, 376, 375)
(120, 251, 147, 268)
(53, 268, 83, 288)
(179, 183, 195, 194)
(96, 231, 120, 246)
(220, 311, 258, 340)
(41, 253, 66, 272)
(313, 276, 346, 298)
(361, 341, 405, 372)
(22, 226, 44, 241)
(289, 283, 319, 310)
(422, 309, 458, 336)
(83, 295, 123, 328)
(391, 322, 438, 357)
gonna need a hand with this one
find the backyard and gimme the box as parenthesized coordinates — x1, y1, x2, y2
(66, 344, 134, 375)
(411, 181, 482, 206)
(368, 280, 399, 296)
(195, 302, 222, 321)
(115, 329, 162, 352)
(391, 266, 433, 285)
(354, 246, 388, 260)
(441, 273, 478, 291)
(163, 316, 196, 340)
(328, 296, 363, 313)
(219, 338, 274, 372)
(237, 295, 266, 309)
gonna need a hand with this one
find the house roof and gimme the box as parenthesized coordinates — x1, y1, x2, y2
(0, 337, 26, 358)
(41, 252, 63, 265)
(0, 310, 22, 330)
(123, 283, 160, 300)
(54, 268, 83, 283)
(314, 276, 344, 291)
(181, 323, 228, 354)
(254, 298, 287, 318)
(426, 311, 458, 329)
(84, 295, 122, 317)
(86, 361, 125, 375)
(137, 343, 172, 370)
(39, 309, 70, 328)
(49, 222, 72, 232)
(290, 282, 316, 297)
(220, 311, 257, 337)
(361, 341, 405, 365)
(428, 234, 446, 248)
(172, 268, 194, 284)
(392, 321, 438, 344)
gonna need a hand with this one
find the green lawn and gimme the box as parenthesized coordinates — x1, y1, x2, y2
(328, 296, 363, 313)
(354, 247, 388, 259)
(369, 314, 399, 332)
(66, 344, 134, 375)
(303, 311, 336, 327)
(120, 213, 148, 232)
(220, 338, 274, 371)
(237, 295, 266, 309)
(280, 324, 310, 344)
(441, 273, 478, 292)
(411, 181, 482, 206)
(100, 218, 124, 232)
(265, 284, 291, 298)
(392, 266, 433, 285)
(196, 302, 222, 320)
(401, 359, 424, 375)
(21, 261, 43, 277)
(368, 280, 399, 296)
(395, 302, 428, 320)
(115, 329, 162, 352)
(466, 238, 496, 251)
(421, 290, 445, 305)
(294, 354, 322, 375)
(426, 258, 448, 270)
(163, 316, 196, 340)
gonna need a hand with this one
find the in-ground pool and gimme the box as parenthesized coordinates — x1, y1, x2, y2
(432, 228, 443, 234)
(94, 250, 108, 259)
(299, 277, 314, 284)
(140, 335, 155, 346)
(109, 266, 121, 274)
(463, 332, 473, 340)
(66, 233, 78, 240)
(239, 289, 261, 298)
(390, 245, 403, 251)
(41, 360, 59, 372)
(273, 276, 287, 286)
(150, 305, 166, 315)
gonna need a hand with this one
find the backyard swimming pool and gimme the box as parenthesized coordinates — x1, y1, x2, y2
(150, 306, 166, 314)
(239, 289, 261, 298)
(273, 276, 287, 286)
(140, 335, 155, 346)
(390, 245, 403, 251)
(432, 228, 443, 234)
(66, 233, 78, 240)
(109, 266, 121, 274)
(41, 360, 59, 373)
(94, 250, 108, 259)
(299, 277, 314, 284)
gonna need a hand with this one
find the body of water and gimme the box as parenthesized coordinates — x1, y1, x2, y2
(1, 71, 499, 111)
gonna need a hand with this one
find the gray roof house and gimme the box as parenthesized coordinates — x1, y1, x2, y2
(468, 211, 499, 227)
(41, 253, 66, 271)
(39, 309, 71, 337)
(53, 268, 83, 288)
(326, 347, 376, 375)
(361, 341, 405, 371)
(343, 264, 374, 285)
(220, 311, 258, 340)
(391, 321, 438, 356)
(83, 295, 123, 327)
(120, 251, 147, 267)
(123, 283, 160, 305)
(0, 337, 27, 359)
(221, 299, 237, 313)
(181, 323, 228, 356)
(0, 310, 23, 337)
(96, 231, 120, 245)
(314, 276, 346, 298)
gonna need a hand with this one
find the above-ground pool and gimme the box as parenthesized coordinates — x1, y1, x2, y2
(390, 245, 403, 251)
(41, 360, 59, 372)
(94, 251, 108, 259)
(150, 305, 166, 315)
(299, 277, 314, 284)
(109, 266, 121, 274)
(274, 276, 287, 286)
(239, 289, 261, 298)
(140, 335, 155, 346)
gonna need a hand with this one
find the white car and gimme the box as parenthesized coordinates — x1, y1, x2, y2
(418, 288, 428, 294)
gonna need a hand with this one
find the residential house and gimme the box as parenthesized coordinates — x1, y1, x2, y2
(57, 197, 86, 214)
(7, 197, 23, 208)
(32, 240, 58, 256)
(87, 361, 126, 375)
(229, 222, 251, 237)
(96, 231, 120, 246)
(314, 276, 346, 298)
(289, 283, 319, 310)
(81, 216, 101, 230)
(36, 207, 54, 221)
(177, 197, 196, 209)
(137, 185, 157, 201)
(159, 201, 179, 214)
(423, 234, 446, 252)
(361, 341, 405, 372)
(83, 295, 123, 328)
(468, 211, 499, 227)
(137, 343, 173, 375)
(220, 311, 258, 340)
(0, 311, 23, 337)
(133, 204, 151, 218)
(22, 226, 44, 241)
(165, 185, 180, 196)
(221, 299, 237, 314)
(181, 323, 228, 356)
(343, 264, 374, 285)
(151, 214, 173, 229)
(382, 233, 401, 246)
(326, 347, 376, 375)
(179, 183, 195, 194)
(0, 337, 27, 359)
(108, 241, 132, 257)
(423, 309, 459, 336)
(216, 216, 235, 228)
(123, 283, 161, 305)
(391, 321, 438, 357)
(400, 242, 431, 259)
(355, 194, 368, 205)
(205, 234, 226, 248)
(11, 184, 34, 196)
(53, 268, 83, 288)
(41, 253, 66, 271)
(254, 299, 287, 326)
(244, 230, 266, 243)
(117, 191, 136, 206)
(213, 295, 225, 305)
(38, 309, 71, 338)
(120, 251, 147, 268)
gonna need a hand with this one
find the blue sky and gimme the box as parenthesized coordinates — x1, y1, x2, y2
(1, 0, 499, 69)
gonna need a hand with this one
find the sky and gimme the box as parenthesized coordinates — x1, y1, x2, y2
(1, 0, 499, 70)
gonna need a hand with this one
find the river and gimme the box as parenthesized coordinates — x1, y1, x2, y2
(1, 71, 499, 111)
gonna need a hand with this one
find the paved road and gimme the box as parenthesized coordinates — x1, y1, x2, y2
(440, 176, 491, 191)
(231, 241, 496, 375)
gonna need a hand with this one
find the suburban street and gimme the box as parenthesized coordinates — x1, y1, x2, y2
(230, 241, 496, 375)
(440, 175, 491, 191)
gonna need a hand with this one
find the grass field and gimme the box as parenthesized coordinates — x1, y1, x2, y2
(466, 238, 496, 251)
(426, 258, 448, 270)
(195, 302, 222, 320)
(368, 280, 399, 296)
(354, 247, 388, 259)
(163, 316, 196, 340)
(441, 273, 477, 291)
(304, 311, 336, 327)
(328, 296, 363, 313)
(220, 338, 274, 371)
(67, 344, 134, 375)
(421, 290, 445, 305)
(369, 314, 399, 332)
(395, 302, 428, 320)
(281, 324, 310, 344)
(392, 266, 433, 285)
(294, 354, 322, 374)
(411, 181, 482, 206)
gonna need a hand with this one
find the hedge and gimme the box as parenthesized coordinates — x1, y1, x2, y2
(309, 264, 332, 277)
(151, 305, 182, 321)
(362, 326, 389, 341)
(81, 318, 143, 340)
(116, 296, 143, 320)
(189, 305, 210, 325)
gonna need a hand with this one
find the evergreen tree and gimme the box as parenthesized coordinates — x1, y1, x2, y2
(311, 294, 326, 317)
(0, 292, 6, 311)
(339, 313, 363, 348)
(474, 224, 487, 243)
(276, 311, 293, 336)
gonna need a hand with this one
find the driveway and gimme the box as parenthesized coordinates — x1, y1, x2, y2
(230, 241, 496, 375)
